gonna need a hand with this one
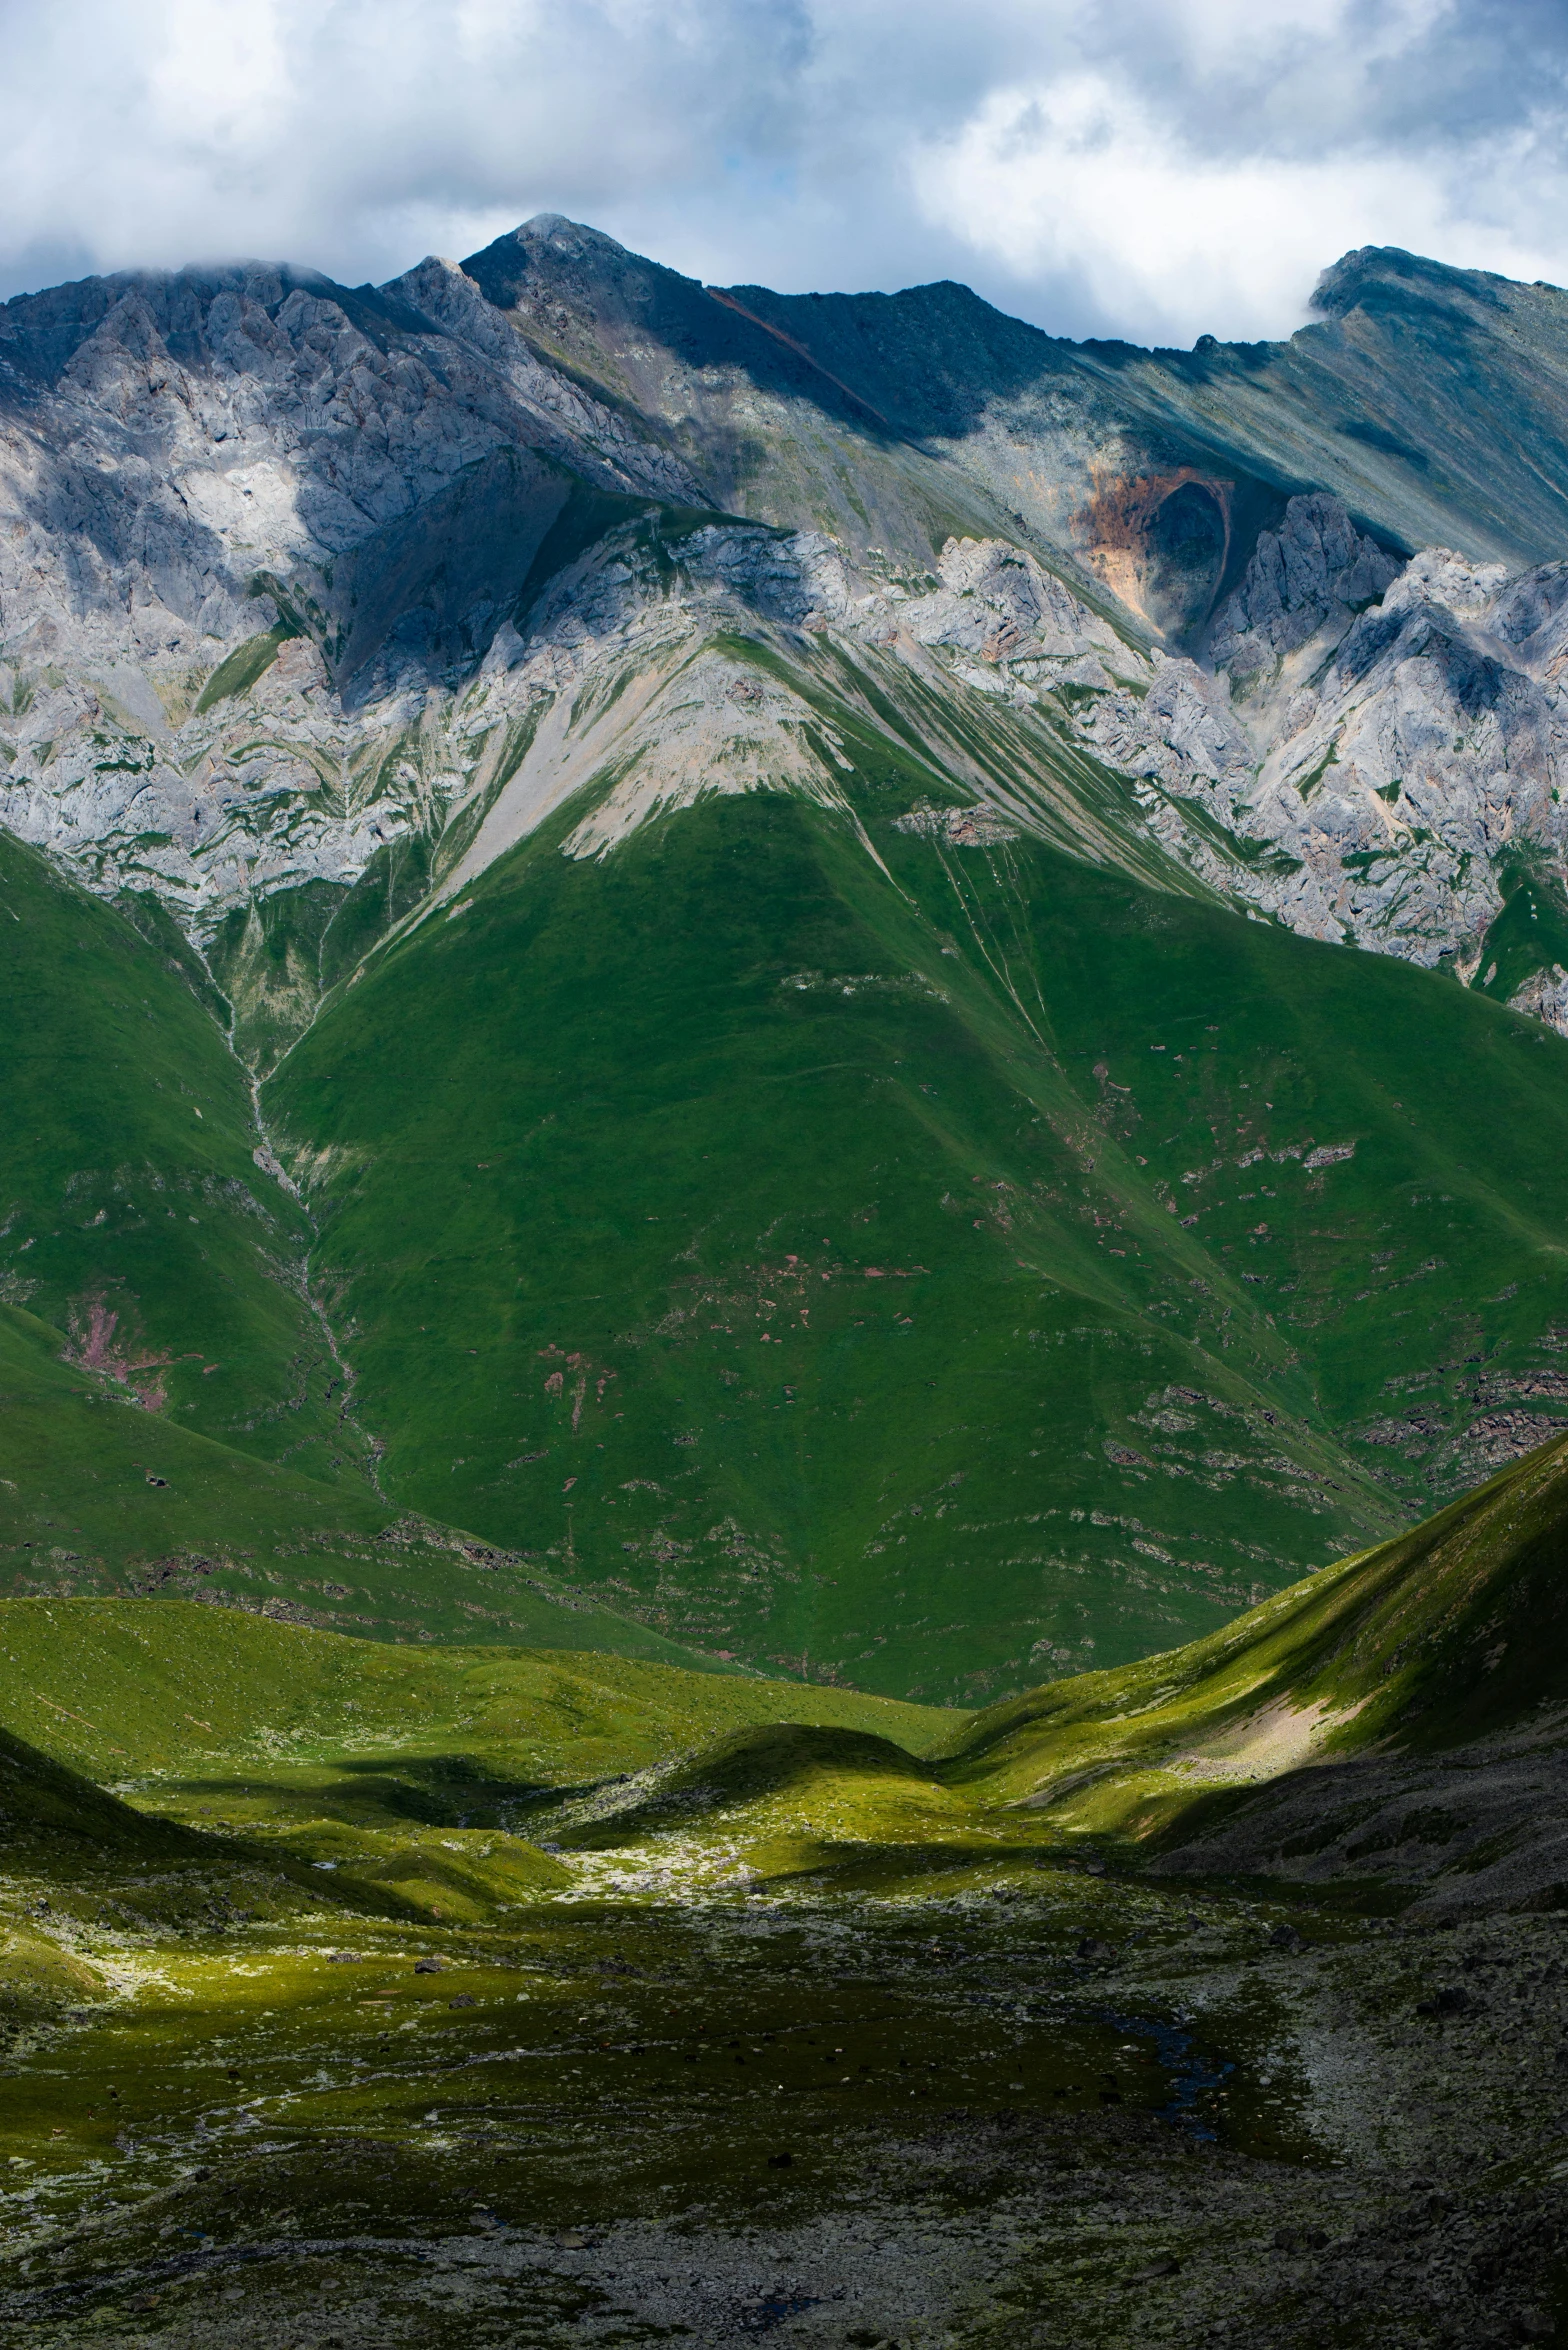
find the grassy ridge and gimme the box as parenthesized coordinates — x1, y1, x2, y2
(932, 1428, 1568, 1849)
(0, 1597, 961, 1923)
(0, 1597, 957, 1788)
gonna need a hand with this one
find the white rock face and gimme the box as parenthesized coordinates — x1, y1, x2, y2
(1509, 963, 1568, 1026)
(938, 496, 1568, 1031)
(0, 259, 699, 670)
(4, 235, 1568, 1048)
(427, 529, 860, 901)
(556, 652, 849, 863)
(0, 511, 854, 937)
(892, 536, 1124, 675)
(1209, 494, 1402, 684)
(0, 254, 716, 932)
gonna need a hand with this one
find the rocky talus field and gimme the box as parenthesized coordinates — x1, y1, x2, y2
(8, 219, 1568, 2344)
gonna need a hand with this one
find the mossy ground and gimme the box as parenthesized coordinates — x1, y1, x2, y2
(7, 1797, 1568, 2347)
(0, 1883, 1283, 2348)
(8, 1546, 1568, 2344)
(0, 1650, 1348, 2350)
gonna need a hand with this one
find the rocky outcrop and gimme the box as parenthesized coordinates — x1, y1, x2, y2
(7, 224, 1568, 1052)
(0, 255, 700, 683)
(1208, 493, 1402, 688)
(941, 496, 1568, 1031)
(889, 536, 1124, 677)
(0, 511, 848, 935)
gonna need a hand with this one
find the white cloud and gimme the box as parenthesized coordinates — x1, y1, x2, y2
(910, 65, 1568, 344)
(0, 0, 809, 293)
(0, 0, 1565, 346)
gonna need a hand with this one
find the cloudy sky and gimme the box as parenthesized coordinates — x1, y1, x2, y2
(2, 0, 1566, 346)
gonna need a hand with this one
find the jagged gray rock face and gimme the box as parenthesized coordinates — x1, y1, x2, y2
(917, 495, 1568, 1031)
(889, 536, 1124, 680)
(0, 512, 843, 927)
(1208, 494, 1402, 683)
(6, 223, 1568, 1052)
(0, 251, 712, 940)
(0, 254, 698, 674)
(1243, 544, 1568, 958)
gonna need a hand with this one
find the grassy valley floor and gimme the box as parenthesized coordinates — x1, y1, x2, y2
(5, 1818, 1568, 2347)
(8, 1478, 1568, 2350)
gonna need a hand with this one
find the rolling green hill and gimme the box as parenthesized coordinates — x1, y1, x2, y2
(0, 1596, 955, 1790)
(4, 1453, 1568, 2346)
(9, 1428, 1567, 1912)
(384, 1421, 1564, 1911)
(942, 1428, 1568, 1822)
(9, 1426, 1568, 1932)
(0, 1596, 960, 1922)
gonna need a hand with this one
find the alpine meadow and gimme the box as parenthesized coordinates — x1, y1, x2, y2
(8, 214, 1568, 2346)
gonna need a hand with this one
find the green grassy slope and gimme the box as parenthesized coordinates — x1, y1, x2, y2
(479, 1427, 1568, 1907)
(0, 1720, 195, 1860)
(0, 1597, 959, 1919)
(0, 830, 352, 1479)
(264, 674, 1568, 1702)
(1473, 850, 1568, 1008)
(0, 827, 736, 1668)
(0, 1303, 746, 1665)
(940, 1427, 1568, 1835)
(0, 1597, 956, 1786)
(13, 601, 1568, 1705)
(11, 1429, 1564, 1910)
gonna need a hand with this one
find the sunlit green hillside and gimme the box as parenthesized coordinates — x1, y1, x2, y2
(0, 1597, 960, 1923)
(11, 614, 1568, 1707)
(939, 1426, 1568, 1837)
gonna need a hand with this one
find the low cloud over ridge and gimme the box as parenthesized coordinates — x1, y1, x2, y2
(1, 0, 1566, 345)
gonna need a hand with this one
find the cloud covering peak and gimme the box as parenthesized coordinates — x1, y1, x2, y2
(2, 0, 1565, 345)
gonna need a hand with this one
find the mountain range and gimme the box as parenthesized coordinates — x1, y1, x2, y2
(10, 214, 1568, 2347)
(7, 222, 1568, 1701)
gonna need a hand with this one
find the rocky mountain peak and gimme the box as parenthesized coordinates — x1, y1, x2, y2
(7, 217, 1568, 1061)
(1209, 494, 1402, 687)
(1306, 242, 1495, 318)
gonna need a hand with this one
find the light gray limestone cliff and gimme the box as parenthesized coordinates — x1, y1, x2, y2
(3, 234, 1568, 1047)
